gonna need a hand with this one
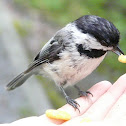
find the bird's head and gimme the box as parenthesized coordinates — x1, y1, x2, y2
(75, 15, 124, 56)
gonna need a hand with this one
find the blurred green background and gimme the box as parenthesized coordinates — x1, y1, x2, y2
(4, 0, 126, 111)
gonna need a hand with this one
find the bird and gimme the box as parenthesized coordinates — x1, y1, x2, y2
(6, 15, 124, 111)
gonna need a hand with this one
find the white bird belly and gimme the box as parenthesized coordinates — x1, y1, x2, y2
(41, 53, 106, 87)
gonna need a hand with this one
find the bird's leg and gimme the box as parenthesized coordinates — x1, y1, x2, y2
(60, 86, 80, 112)
(74, 85, 93, 97)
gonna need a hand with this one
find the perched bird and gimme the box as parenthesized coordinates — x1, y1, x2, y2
(6, 15, 124, 111)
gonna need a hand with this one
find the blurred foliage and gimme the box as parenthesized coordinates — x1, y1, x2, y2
(13, 19, 32, 37)
(19, 107, 36, 118)
(14, 0, 126, 79)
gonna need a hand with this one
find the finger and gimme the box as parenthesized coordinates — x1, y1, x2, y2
(80, 74, 126, 121)
(59, 81, 111, 118)
(63, 119, 126, 126)
(43, 81, 111, 125)
(11, 115, 56, 126)
(105, 86, 126, 120)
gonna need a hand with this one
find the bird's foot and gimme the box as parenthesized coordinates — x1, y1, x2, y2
(74, 85, 93, 97)
(66, 96, 80, 112)
(78, 90, 93, 97)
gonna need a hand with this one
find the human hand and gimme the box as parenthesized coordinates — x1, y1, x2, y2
(10, 74, 126, 126)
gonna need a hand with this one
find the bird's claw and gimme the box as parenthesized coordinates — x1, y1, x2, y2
(79, 90, 93, 97)
(66, 96, 80, 112)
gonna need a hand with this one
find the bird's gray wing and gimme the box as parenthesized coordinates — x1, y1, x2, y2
(25, 39, 64, 73)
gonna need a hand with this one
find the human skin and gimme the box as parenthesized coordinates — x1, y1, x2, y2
(8, 74, 126, 126)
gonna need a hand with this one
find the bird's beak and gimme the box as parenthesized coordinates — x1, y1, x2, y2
(112, 45, 124, 56)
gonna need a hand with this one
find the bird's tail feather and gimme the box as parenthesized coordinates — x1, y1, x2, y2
(6, 71, 32, 91)
(6, 59, 47, 91)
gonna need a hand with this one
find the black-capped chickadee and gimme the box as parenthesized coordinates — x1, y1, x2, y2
(6, 15, 124, 111)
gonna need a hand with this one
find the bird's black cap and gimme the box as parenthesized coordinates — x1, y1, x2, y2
(75, 15, 120, 48)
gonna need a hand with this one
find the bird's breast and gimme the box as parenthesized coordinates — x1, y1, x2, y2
(41, 52, 106, 87)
